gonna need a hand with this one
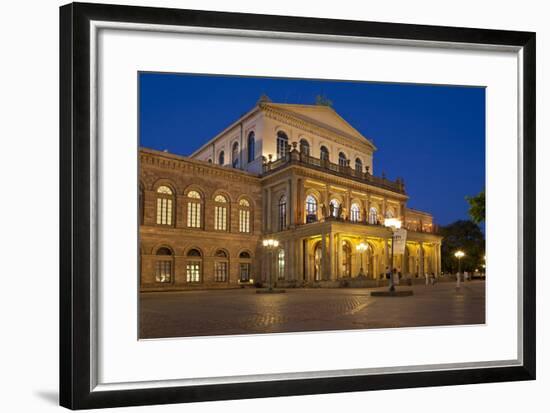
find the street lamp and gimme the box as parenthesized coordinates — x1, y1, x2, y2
(454, 250, 465, 275)
(384, 218, 402, 292)
(262, 238, 279, 291)
(356, 242, 368, 278)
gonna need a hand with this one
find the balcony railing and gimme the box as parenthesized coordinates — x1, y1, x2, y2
(303, 214, 436, 234)
(262, 148, 406, 194)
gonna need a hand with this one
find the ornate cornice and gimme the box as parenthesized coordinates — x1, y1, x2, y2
(140, 149, 261, 185)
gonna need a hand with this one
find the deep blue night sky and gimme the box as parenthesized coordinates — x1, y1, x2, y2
(139, 73, 485, 226)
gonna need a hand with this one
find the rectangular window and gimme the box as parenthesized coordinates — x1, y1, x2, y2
(215, 206, 227, 230)
(156, 198, 172, 225)
(239, 210, 250, 233)
(214, 262, 228, 282)
(155, 261, 172, 283)
(186, 262, 201, 282)
(187, 202, 201, 228)
(239, 263, 250, 282)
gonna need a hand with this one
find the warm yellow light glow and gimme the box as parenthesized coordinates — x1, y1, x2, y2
(384, 218, 402, 229)
(454, 250, 465, 258)
(356, 242, 368, 252)
(263, 239, 279, 248)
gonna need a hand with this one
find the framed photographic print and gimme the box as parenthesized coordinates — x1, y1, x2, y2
(60, 2, 536, 409)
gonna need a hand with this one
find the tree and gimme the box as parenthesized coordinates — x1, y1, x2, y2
(439, 220, 485, 273)
(466, 189, 485, 224)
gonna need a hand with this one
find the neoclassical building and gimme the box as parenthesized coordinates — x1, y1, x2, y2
(139, 97, 442, 291)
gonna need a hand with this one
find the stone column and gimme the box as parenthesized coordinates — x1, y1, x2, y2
(366, 196, 371, 224)
(324, 187, 330, 218)
(266, 187, 272, 232)
(296, 177, 303, 225)
(287, 179, 292, 228)
(328, 232, 335, 280)
(321, 233, 328, 280)
(345, 191, 351, 220)
(419, 242, 425, 277)
(296, 238, 303, 281)
(337, 235, 343, 278)
(303, 239, 309, 282)
(290, 177, 298, 228)
(288, 239, 295, 280)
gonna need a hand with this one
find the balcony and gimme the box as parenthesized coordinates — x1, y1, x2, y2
(304, 214, 436, 234)
(262, 148, 405, 194)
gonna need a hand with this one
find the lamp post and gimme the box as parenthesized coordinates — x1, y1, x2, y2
(384, 218, 402, 292)
(262, 238, 279, 292)
(454, 250, 465, 275)
(356, 242, 368, 278)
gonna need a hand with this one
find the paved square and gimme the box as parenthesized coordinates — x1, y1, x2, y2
(139, 281, 485, 338)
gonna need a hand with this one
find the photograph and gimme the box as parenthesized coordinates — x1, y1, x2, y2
(138, 73, 487, 339)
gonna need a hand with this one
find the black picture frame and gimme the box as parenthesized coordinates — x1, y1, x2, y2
(60, 2, 536, 410)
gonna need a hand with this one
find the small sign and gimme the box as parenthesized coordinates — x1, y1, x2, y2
(392, 228, 408, 254)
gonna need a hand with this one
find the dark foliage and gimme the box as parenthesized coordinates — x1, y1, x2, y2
(440, 220, 485, 273)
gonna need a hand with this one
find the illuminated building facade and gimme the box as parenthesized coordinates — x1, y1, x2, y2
(139, 98, 442, 290)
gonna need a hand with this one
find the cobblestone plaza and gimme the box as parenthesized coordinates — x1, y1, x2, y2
(140, 280, 485, 338)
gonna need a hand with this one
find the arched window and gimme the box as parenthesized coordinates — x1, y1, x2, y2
(338, 152, 347, 167)
(330, 199, 340, 218)
(247, 132, 255, 163)
(276, 131, 289, 159)
(214, 249, 228, 282)
(305, 194, 318, 223)
(156, 185, 174, 225)
(239, 251, 252, 282)
(355, 158, 363, 174)
(350, 203, 361, 222)
(299, 139, 310, 156)
(186, 190, 202, 228)
(214, 194, 228, 231)
(278, 194, 287, 230)
(218, 150, 225, 165)
(342, 241, 351, 277)
(320, 146, 330, 162)
(369, 207, 378, 224)
(186, 249, 202, 283)
(277, 249, 285, 280)
(386, 208, 395, 218)
(232, 142, 239, 168)
(239, 198, 251, 233)
(155, 247, 173, 283)
(207, 158, 212, 163)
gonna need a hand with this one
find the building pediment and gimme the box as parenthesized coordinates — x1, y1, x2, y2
(262, 103, 376, 151)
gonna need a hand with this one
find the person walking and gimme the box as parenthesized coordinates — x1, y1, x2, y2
(385, 266, 393, 291)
